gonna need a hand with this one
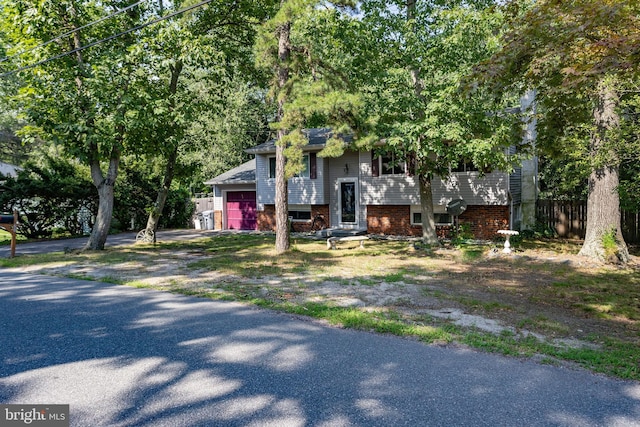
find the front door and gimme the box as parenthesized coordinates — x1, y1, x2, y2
(339, 179, 358, 226)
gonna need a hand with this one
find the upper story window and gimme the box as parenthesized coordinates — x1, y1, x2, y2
(295, 155, 310, 178)
(372, 151, 414, 177)
(269, 157, 276, 179)
(381, 154, 406, 175)
(451, 161, 479, 173)
(269, 155, 312, 179)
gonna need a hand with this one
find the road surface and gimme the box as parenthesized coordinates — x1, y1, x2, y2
(1, 269, 639, 426)
(0, 229, 219, 258)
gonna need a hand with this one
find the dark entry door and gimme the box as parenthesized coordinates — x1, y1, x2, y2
(340, 181, 357, 224)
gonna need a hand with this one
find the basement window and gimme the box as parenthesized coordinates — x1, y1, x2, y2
(289, 205, 312, 221)
(411, 205, 453, 225)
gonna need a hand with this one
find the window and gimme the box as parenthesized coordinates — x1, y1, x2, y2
(412, 212, 422, 225)
(270, 155, 311, 179)
(380, 154, 406, 175)
(268, 157, 276, 179)
(289, 205, 311, 221)
(451, 161, 479, 173)
(294, 155, 310, 178)
(411, 206, 453, 225)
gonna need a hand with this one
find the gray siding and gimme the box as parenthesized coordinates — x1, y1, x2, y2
(433, 173, 510, 205)
(509, 167, 522, 204)
(359, 151, 509, 206)
(255, 153, 329, 208)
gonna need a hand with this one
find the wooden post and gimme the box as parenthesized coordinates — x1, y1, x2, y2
(0, 210, 17, 258)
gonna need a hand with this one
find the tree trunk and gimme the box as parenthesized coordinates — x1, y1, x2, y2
(143, 61, 183, 242)
(85, 148, 120, 250)
(275, 132, 289, 253)
(408, 0, 439, 246)
(145, 144, 178, 239)
(419, 174, 439, 246)
(275, 15, 291, 254)
(69, 7, 120, 251)
(578, 79, 629, 263)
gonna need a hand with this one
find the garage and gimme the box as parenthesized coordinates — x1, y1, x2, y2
(226, 191, 257, 230)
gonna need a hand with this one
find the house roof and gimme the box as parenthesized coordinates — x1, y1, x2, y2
(245, 128, 351, 154)
(0, 161, 21, 178)
(204, 159, 256, 186)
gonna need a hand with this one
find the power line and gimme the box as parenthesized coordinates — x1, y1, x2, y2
(0, 0, 214, 78)
(0, 0, 149, 64)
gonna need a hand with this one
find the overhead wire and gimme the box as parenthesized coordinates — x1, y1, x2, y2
(0, 0, 214, 78)
(0, 0, 149, 64)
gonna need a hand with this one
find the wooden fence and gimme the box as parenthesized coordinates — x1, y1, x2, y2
(193, 195, 214, 213)
(536, 199, 640, 244)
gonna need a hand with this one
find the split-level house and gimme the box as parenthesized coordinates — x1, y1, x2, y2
(204, 121, 538, 240)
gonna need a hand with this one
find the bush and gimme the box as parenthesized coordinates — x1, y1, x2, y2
(0, 156, 97, 239)
(113, 165, 195, 232)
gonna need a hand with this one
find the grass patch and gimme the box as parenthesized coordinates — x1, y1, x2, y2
(517, 315, 571, 335)
(0, 229, 27, 246)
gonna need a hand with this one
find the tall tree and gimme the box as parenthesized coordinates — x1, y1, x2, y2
(256, 0, 359, 254)
(477, 0, 640, 263)
(359, 0, 512, 245)
(129, 0, 273, 241)
(1, 0, 147, 250)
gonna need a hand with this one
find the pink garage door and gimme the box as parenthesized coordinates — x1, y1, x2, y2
(226, 191, 257, 230)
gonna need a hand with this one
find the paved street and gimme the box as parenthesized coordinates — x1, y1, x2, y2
(0, 229, 220, 258)
(1, 269, 639, 426)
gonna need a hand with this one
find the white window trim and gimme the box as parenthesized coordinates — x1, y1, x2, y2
(270, 155, 310, 180)
(291, 154, 310, 180)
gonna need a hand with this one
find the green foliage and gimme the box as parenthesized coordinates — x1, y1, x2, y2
(357, 1, 515, 175)
(113, 162, 195, 232)
(0, 155, 97, 238)
(478, 0, 640, 167)
(182, 80, 271, 191)
(617, 91, 640, 211)
(538, 155, 589, 201)
(255, 1, 364, 178)
(601, 228, 620, 261)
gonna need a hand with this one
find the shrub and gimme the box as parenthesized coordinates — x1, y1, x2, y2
(0, 156, 97, 238)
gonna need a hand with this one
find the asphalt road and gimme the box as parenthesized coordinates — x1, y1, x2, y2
(1, 268, 640, 426)
(0, 229, 220, 258)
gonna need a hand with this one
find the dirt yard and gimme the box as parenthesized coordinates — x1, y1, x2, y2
(10, 235, 640, 353)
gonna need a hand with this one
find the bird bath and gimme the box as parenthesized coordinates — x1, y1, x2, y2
(497, 230, 519, 254)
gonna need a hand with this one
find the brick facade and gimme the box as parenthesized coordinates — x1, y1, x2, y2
(258, 203, 509, 239)
(257, 205, 330, 232)
(257, 205, 277, 231)
(458, 205, 509, 239)
(366, 204, 509, 240)
(366, 205, 421, 236)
